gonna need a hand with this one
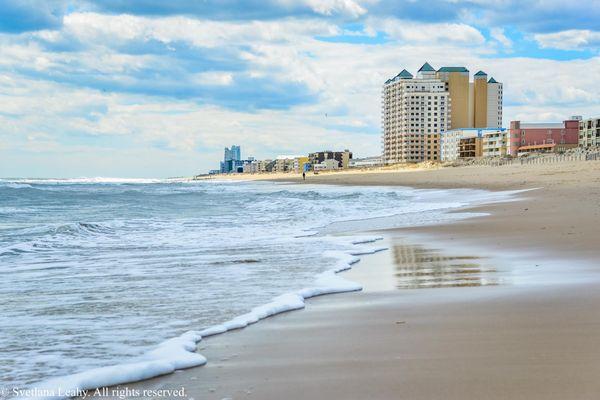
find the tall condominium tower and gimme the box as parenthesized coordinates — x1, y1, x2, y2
(382, 62, 503, 164)
(220, 145, 242, 173)
(486, 77, 503, 128)
(382, 63, 450, 163)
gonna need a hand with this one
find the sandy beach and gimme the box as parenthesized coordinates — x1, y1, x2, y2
(92, 160, 600, 399)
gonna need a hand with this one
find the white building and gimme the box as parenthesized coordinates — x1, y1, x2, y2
(242, 161, 258, 173)
(348, 156, 383, 168)
(440, 128, 507, 161)
(579, 116, 600, 149)
(440, 129, 480, 161)
(313, 159, 339, 171)
(486, 77, 503, 129)
(382, 62, 450, 164)
(482, 129, 508, 157)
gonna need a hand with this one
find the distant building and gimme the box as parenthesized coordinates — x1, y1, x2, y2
(441, 128, 507, 161)
(482, 129, 508, 157)
(441, 129, 480, 161)
(508, 120, 579, 156)
(293, 156, 310, 173)
(242, 161, 258, 174)
(383, 62, 503, 164)
(349, 156, 383, 168)
(273, 155, 304, 173)
(382, 64, 448, 164)
(220, 145, 242, 173)
(257, 159, 273, 173)
(309, 150, 352, 169)
(579, 117, 600, 149)
(314, 159, 339, 171)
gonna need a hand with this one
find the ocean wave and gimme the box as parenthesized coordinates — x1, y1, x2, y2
(58, 222, 113, 235)
(0, 177, 179, 185)
(0, 182, 34, 189)
(0, 222, 114, 258)
(24, 238, 384, 400)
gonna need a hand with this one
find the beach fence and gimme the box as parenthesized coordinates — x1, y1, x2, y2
(463, 151, 600, 168)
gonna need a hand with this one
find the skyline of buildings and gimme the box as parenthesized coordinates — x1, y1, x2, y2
(211, 146, 357, 175)
(209, 63, 597, 175)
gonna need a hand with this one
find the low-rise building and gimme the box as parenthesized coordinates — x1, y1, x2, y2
(274, 155, 304, 173)
(458, 136, 482, 158)
(309, 150, 352, 169)
(579, 117, 600, 149)
(508, 120, 579, 156)
(293, 156, 310, 173)
(441, 128, 507, 160)
(482, 129, 508, 157)
(348, 156, 383, 168)
(242, 161, 259, 173)
(313, 159, 339, 171)
(256, 159, 272, 173)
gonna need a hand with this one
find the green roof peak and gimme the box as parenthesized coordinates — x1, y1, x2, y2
(397, 69, 413, 79)
(418, 62, 435, 72)
(488, 77, 498, 83)
(474, 70, 487, 77)
(437, 66, 469, 73)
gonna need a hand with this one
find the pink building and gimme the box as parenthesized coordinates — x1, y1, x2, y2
(508, 120, 580, 156)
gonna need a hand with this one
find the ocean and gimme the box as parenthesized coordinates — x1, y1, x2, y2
(0, 178, 513, 397)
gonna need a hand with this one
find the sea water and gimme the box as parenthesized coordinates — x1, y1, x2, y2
(0, 179, 514, 397)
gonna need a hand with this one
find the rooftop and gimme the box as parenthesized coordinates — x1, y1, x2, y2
(397, 69, 413, 79)
(444, 127, 507, 134)
(488, 77, 498, 83)
(474, 70, 487, 77)
(385, 69, 413, 84)
(519, 123, 564, 129)
(418, 62, 435, 72)
(437, 66, 469, 73)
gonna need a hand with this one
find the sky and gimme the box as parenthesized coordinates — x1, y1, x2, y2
(0, 0, 598, 178)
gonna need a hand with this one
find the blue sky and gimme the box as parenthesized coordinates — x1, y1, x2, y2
(0, 0, 598, 178)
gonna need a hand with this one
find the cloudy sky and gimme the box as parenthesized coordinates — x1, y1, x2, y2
(0, 0, 598, 178)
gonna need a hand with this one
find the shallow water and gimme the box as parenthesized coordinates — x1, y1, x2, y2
(0, 178, 514, 391)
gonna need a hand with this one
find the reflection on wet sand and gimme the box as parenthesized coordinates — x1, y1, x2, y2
(392, 244, 499, 289)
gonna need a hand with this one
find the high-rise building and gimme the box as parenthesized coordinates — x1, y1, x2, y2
(220, 145, 242, 173)
(382, 62, 503, 164)
(436, 67, 470, 130)
(382, 63, 449, 163)
(473, 71, 488, 128)
(486, 77, 503, 129)
(435, 68, 502, 129)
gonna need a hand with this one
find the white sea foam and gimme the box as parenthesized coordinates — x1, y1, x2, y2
(25, 238, 383, 400)
(0, 177, 181, 185)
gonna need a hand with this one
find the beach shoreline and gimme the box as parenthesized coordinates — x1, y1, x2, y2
(82, 160, 600, 399)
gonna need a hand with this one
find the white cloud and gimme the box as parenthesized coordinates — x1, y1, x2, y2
(61, 12, 341, 48)
(534, 29, 600, 51)
(192, 72, 234, 86)
(371, 18, 485, 45)
(490, 27, 512, 50)
(302, 0, 368, 18)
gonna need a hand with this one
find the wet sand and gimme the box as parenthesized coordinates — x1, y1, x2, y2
(96, 160, 600, 399)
